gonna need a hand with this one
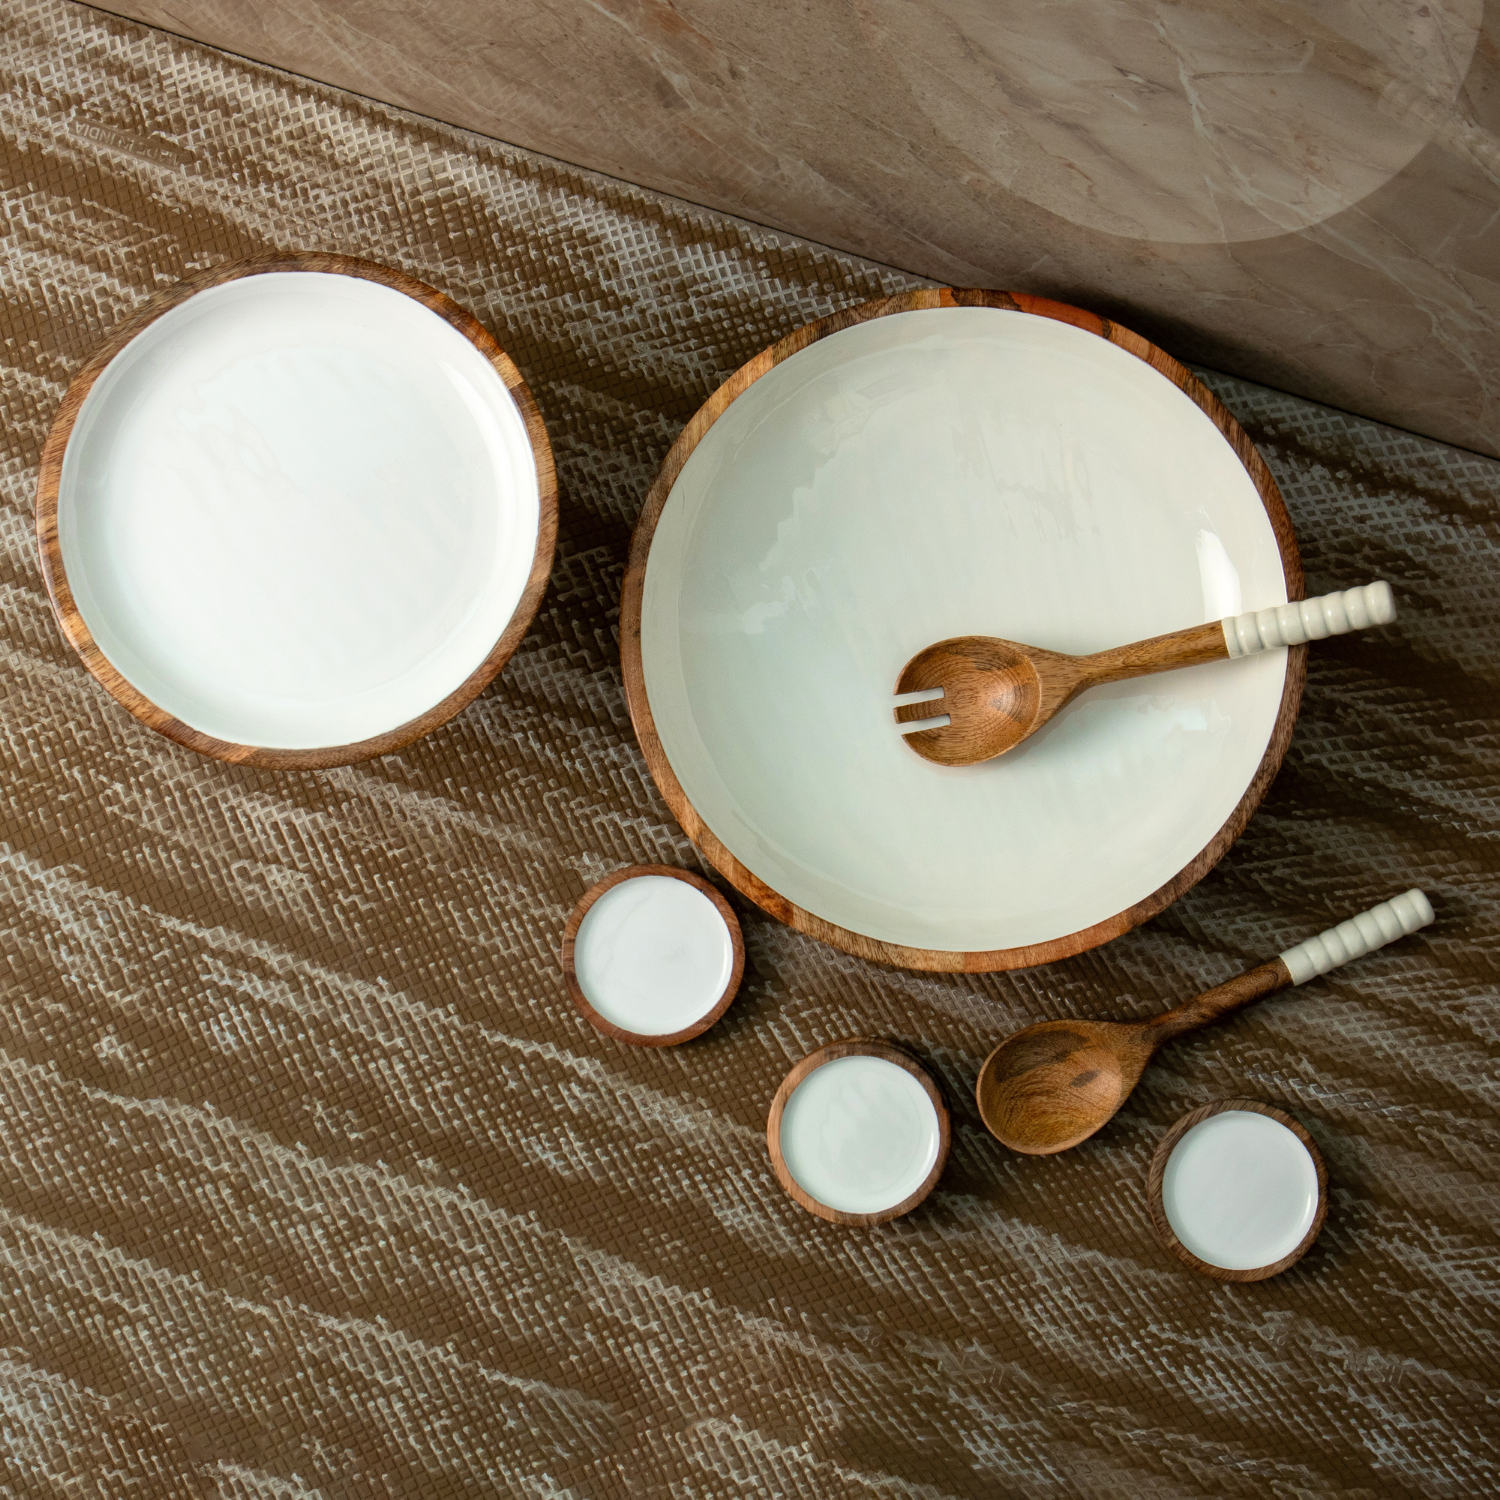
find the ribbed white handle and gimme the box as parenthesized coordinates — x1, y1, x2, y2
(1278, 889, 1434, 986)
(1222, 581, 1396, 658)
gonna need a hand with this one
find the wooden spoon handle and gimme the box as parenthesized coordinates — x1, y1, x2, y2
(1144, 888, 1435, 1044)
(1276, 887, 1434, 983)
(1081, 620, 1229, 686)
(1144, 961, 1290, 1043)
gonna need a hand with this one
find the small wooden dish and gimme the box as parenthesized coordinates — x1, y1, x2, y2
(560, 865, 744, 1047)
(1147, 1098, 1328, 1282)
(767, 1037, 950, 1226)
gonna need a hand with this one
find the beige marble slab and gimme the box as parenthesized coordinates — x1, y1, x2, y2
(88, 0, 1500, 456)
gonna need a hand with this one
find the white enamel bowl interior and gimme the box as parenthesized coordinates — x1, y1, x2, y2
(1161, 1110, 1320, 1271)
(57, 272, 541, 749)
(779, 1055, 942, 1216)
(641, 306, 1289, 954)
(573, 875, 735, 1036)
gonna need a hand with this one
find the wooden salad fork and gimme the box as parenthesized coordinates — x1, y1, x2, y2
(975, 889, 1434, 1155)
(894, 580, 1396, 767)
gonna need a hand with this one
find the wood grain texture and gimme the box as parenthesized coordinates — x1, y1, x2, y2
(1146, 959, 1294, 1042)
(1086, 619, 1234, 683)
(895, 620, 1233, 765)
(0, 5, 1494, 1495)
(1146, 1098, 1330, 1282)
(34, 250, 560, 770)
(622, 286, 1307, 971)
(559, 864, 745, 1046)
(975, 1017, 1158, 1155)
(766, 1037, 951, 1226)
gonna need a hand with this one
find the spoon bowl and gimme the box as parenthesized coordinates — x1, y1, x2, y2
(975, 1019, 1146, 1154)
(895, 637, 1043, 762)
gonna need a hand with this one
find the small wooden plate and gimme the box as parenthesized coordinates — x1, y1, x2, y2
(767, 1037, 950, 1225)
(36, 251, 558, 769)
(560, 865, 744, 1047)
(1147, 1098, 1328, 1282)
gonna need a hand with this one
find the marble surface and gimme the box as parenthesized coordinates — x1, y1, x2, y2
(91, 0, 1500, 457)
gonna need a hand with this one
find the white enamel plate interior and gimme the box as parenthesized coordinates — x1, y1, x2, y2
(779, 1055, 942, 1216)
(641, 307, 1289, 954)
(57, 272, 541, 749)
(1161, 1110, 1320, 1271)
(573, 875, 736, 1037)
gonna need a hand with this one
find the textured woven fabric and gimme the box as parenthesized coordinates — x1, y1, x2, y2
(0, 2, 1495, 1495)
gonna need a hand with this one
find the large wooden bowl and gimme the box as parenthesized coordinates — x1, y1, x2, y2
(36, 252, 558, 770)
(622, 289, 1304, 972)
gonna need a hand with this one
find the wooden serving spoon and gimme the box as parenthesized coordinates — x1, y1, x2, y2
(975, 889, 1433, 1155)
(895, 581, 1395, 767)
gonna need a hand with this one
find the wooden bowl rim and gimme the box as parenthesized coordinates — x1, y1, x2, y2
(559, 864, 746, 1047)
(619, 287, 1306, 972)
(1145, 1096, 1329, 1282)
(34, 250, 560, 770)
(766, 1036, 951, 1226)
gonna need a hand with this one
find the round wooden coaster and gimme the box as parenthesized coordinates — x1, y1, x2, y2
(767, 1037, 950, 1226)
(560, 864, 744, 1047)
(1147, 1097, 1328, 1282)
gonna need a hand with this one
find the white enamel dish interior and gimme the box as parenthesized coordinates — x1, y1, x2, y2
(57, 272, 541, 749)
(779, 1055, 941, 1216)
(1161, 1110, 1320, 1270)
(574, 875, 735, 1036)
(641, 306, 1289, 953)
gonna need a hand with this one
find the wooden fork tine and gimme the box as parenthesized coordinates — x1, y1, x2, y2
(894, 697, 949, 726)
